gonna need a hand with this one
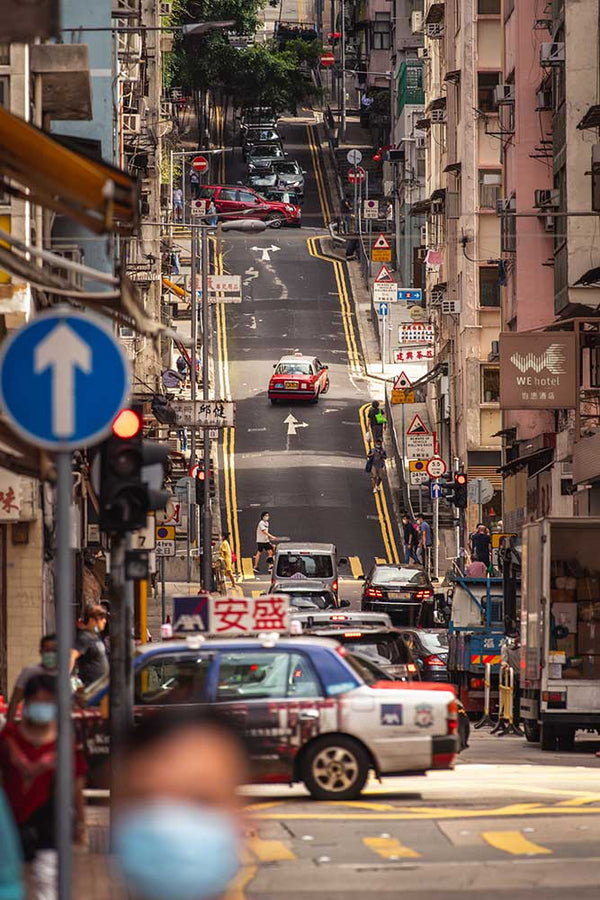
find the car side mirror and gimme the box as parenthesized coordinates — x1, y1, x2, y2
(322, 364, 328, 370)
(340, 599, 351, 608)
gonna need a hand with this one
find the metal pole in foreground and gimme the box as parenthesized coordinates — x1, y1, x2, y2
(56, 451, 73, 900)
(341, 0, 346, 140)
(434, 490, 439, 579)
(188, 229, 198, 577)
(201, 226, 212, 590)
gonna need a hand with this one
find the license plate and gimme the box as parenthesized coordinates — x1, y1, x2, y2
(284, 381, 299, 389)
(388, 592, 411, 600)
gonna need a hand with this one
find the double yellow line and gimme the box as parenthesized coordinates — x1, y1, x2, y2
(306, 124, 332, 225)
(213, 240, 242, 571)
(359, 403, 400, 564)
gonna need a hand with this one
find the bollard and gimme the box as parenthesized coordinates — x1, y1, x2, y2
(498, 665, 524, 737)
(474, 662, 496, 729)
(490, 664, 509, 734)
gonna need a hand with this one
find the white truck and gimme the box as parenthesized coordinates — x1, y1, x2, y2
(521, 517, 600, 750)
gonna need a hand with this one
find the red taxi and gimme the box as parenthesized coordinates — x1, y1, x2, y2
(268, 353, 329, 404)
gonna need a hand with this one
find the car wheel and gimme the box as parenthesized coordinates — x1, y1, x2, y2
(557, 729, 575, 751)
(270, 398, 278, 405)
(302, 736, 369, 801)
(321, 377, 330, 394)
(540, 723, 557, 751)
(266, 212, 284, 228)
(523, 720, 540, 743)
(311, 390, 320, 404)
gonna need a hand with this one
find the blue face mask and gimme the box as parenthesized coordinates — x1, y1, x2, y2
(113, 802, 241, 900)
(25, 702, 56, 725)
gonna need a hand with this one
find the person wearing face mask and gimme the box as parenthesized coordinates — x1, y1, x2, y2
(6, 635, 58, 723)
(253, 510, 279, 575)
(0, 675, 87, 900)
(71, 604, 109, 687)
(113, 709, 248, 900)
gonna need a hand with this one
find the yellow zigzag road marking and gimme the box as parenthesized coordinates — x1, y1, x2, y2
(363, 836, 421, 859)
(481, 831, 552, 856)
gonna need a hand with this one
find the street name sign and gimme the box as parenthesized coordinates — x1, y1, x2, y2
(0, 307, 130, 450)
(173, 400, 235, 428)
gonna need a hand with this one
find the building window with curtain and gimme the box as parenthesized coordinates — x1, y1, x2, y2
(479, 267, 500, 307)
(481, 366, 500, 403)
(479, 170, 502, 208)
(478, 0, 501, 13)
(372, 14, 391, 51)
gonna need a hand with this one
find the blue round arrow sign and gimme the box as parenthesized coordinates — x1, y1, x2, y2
(0, 307, 130, 451)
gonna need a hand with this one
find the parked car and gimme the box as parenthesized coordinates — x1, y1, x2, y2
(247, 143, 286, 172)
(268, 353, 329, 403)
(272, 160, 306, 196)
(361, 564, 435, 626)
(198, 185, 300, 228)
(396, 628, 449, 682)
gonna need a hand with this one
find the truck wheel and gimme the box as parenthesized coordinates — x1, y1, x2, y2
(557, 730, 575, 751)
(302, 736, 369, 801)
(523, 720, 540, 743)
(540, 723, 557, 751)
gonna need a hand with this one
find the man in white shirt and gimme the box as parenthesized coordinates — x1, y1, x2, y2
(253, 511, 278, 574)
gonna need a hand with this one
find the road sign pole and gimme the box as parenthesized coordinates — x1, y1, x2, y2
(341, 0, 346, 140)
(434, 489, 439, 579)
(201, 226, 213, 591)
(477, 478, 482, 525)
(353, 163, 358, 225)
(56, 451, 73, 900)
(160, 556, 166, 623)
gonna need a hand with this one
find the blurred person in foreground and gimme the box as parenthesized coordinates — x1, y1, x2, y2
(0, 675, 86, 900)
(0, 786, 24, 900)
(113, 710, 248, 900)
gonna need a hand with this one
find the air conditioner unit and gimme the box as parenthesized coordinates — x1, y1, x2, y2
(425, 22, 444, 39)
(544, 215, 554, 232)
(417, 47, 429, 59)
(159, 1, 172, 14)
(536, 87, 553, 110)
(122, 113, 141, 133)
(442, 299, 461, 314)
(430, 108, 447, 124)
(496, 196, 515, 215)
(430, 288, 446, 306)
(494, 84, 515, 105)
(559, 461, 573, 476)
(416, 135, 427, 149)
(411, 10, 423, 33)
(540, 42, 565, 66)
(534, 188, 559, 208)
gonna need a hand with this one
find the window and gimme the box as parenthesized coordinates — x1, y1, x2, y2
(238, 190, 259, 204)
(215, 650, 321, 701)
(478, 0, 501, 12)
(373, 13, 391, 50)
(479, 267, 500, 307)
(276, 552, 333, 579)
(134, 654, 211, 705)
(219, 189, 237, 201)
(478, 72, 502, 112)
(416, 146, 426, 178)
(479, 170, 502, 208)
(481, 366, 500, 403)
(0, 77, 8, 108)
(0, 45, 9, 65)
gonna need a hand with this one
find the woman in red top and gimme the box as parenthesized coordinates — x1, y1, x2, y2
(0, 674, 86, 900)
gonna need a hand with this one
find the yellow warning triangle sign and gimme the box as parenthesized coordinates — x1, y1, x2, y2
(406, 413, 429, 435)
(373, 232, 391, 250)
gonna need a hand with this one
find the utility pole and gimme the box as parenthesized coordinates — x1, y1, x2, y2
(201, 226, 212, 590)
(341, 0, 346, 141)
(187, 231, 198, 582)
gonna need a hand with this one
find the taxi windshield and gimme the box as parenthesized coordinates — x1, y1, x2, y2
(275, 362, 311, 375)
(276, 553, 334, 578)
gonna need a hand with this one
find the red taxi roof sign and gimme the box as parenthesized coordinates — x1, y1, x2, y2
(173, 595, 290, 637)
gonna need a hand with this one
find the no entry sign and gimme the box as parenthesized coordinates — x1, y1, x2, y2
(348, 166, 366, 184)
(320, 52, 335, 67)
(191, 155, 209, 174)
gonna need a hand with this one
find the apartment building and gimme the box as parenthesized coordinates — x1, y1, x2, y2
(421, 0, 503, 533)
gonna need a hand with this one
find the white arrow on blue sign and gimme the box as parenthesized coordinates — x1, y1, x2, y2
(398, 289, 423, 302)
(378, 301, 389, 317)
(0, 307, 130, 451)
(430, 481, 443, 500)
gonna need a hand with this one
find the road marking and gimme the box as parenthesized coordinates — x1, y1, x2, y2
(481, 831, 552, 856)
(349, 556, 364, 579)
(363, 836, 421, 859)
(557, 794, 600, 806)
(251, 245, 280, 262)
(284, 413, 309, 436)
(243, 267, 260, 286)
(306, 124, 331, 224)
(375, 557, 387, 565)
(225, 864, 257, 900)
(359, 403, 400, 564)
(242, 558, 255, 580)
(249, 838, 296, 862)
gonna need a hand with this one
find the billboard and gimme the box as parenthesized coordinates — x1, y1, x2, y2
(499, 333, 577, 409)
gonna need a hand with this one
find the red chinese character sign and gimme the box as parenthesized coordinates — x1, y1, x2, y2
(210, 596, 290, 636)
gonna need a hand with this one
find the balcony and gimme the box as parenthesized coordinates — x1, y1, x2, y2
(30, 44, 92, 120)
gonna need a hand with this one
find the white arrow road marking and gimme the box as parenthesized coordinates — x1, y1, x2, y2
(250, 245, 280, 262)
(243, 266, 260, 285)
(34, 322, 92, 437)
(284, 413, 309, 437)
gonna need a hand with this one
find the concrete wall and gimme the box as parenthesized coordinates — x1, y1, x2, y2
(5, 516, 44, 696)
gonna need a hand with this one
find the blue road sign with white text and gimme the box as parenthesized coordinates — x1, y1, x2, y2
(398, 289, 423, 302)
(378, 301, 389, 316)
(0, 307, 130, 451)
(430, 481, 442, 500)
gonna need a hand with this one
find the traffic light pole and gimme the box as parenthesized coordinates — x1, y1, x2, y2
(201, 226, 212, 590)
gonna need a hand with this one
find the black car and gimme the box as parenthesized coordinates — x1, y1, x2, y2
(266, 579, 344, 610)
(361, 564, 434, 625)
(396, 628, 449, 682)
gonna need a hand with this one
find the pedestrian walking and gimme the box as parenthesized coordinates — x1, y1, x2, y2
(0, 675, 87, 900)
(176, 354, 189, 384)
(189, 169, 200, 199)
(367, 400, 387, 443)
(416, 514, 432, 573)
(6, 634, 57, 723)
(173, 187, 183, 222)
(71, 604, 109, 688)
(470, 523, 491, 568)
(207, 199, 218, 228)
(401, 515, 420, 564)
(366, 439, 387, 494)
(219, 532, 238, 590)
(112, 709, 248, 900)
(253, 511, 278, 574)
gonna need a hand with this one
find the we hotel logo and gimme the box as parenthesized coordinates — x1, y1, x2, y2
(500, 333, 576, 410)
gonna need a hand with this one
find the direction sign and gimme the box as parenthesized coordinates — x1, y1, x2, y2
(394, 371, 412, 390)
(173, 400, 235, 428)
(378, 302, 389, 317)
(363, 199, 379, 219)
(0, 307, 130, 451)
(374, 264, 395, 283)
(398, 288, 423, 302)
(430, 481, 443, 500)
(426, 456, 447, 478)
(191, 199, 207, 217)
(348, 166, 366, 184)
(191, 155, 209, 173)
(347, 149, 363, 165)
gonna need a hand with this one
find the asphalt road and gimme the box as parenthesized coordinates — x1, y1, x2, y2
(218, 114, 401, 585)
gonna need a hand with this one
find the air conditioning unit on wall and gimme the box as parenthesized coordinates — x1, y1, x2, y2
(411, 11, 423, 33)
(430, 108, 447, 124)
(494, 84, 515, 105)
(540, 42, 565, 66)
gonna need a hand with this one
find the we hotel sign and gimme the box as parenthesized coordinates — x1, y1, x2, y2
(499, 333, 577, 410)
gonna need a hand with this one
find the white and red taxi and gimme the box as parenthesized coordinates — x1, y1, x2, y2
(268, 353, 329, 404)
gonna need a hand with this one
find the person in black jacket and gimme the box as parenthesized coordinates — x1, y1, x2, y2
(401, 515, 420, 564)
(367, 400, 386, 442)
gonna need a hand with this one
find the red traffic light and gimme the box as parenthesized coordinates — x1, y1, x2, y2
(112, 408, 143, 439)
(454, 473, 467, 485)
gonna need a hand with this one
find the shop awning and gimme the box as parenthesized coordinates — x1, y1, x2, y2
(0, 106, 138, 235)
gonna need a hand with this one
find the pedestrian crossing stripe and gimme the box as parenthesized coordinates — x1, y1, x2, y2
(349, 556, 364, 579)
(242, 557, 255, 580)
(363, 836, 421, 859)
(481, 831, 552, 856)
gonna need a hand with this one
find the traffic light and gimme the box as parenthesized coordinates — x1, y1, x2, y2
(195, 462, 215, 503)
(439, 476, 456, 505)
(99, 407, 170, 535)
(453, 472, 468, 509)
